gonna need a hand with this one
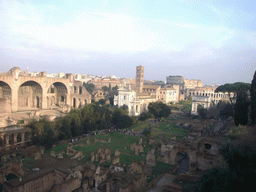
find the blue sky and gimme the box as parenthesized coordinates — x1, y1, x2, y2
(0, 0, 255, 84)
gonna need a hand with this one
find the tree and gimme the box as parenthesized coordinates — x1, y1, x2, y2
(99, 99, 106, 106)
(115, 115, 133, 129)
(120, 104, 128, 113)
(216, 82, 250, 125)
(109, 96, 114, 106)
(207, 107, 219, 119)
(69, 113, 83, 136)
(143, 127, 151, 137)
(197, 106, 208, 119)
(83, 82, 95, 94)
(219, 103, 233, 118)
(215, 82, 250, 104)
(148, 102, 171, 118)
(250, 71, 256, 125)
(59, 117, 72, 139)
(29, 118, 59, 149)
(234, 92, 249, 126)
(139, 112, 154, 121)
(112, 85, 119, 90)
(112, 108, 128, 125)
(102, 86, 110, 92)
(196, 128, 256, 192)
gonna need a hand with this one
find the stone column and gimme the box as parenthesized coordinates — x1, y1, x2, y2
(66, 86, 71, 107)
(106, 182, 111, 192)
(95, 177, 99, 191)
(14, 133, 17, 145)
(42, 87, 48, 109)
(169, 149, 176, 165)
(0, 135, 3, 146)
(21, 132, 25, 146)
(21, 132, 25, 143)
(5, 135, 9, 146)
(11, 86, 19, 112)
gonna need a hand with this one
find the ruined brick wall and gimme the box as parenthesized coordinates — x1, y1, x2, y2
(119, 186, 130, 192)
(184, 79, 203, 88)
(8, 172, 56, 192)
(132, 174, 147, 191)
(0, 98, 11, 113)
(50, 177, 81, 192)
(3, 170, 68, 192)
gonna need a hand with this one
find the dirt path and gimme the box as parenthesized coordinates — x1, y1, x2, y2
(147, 174, 177, 192)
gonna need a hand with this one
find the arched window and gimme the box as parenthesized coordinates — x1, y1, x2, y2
(73, 98, 76, 107)
(61, 95, 65, 102)
(74, 86, 77, 94)
(79, 86, 82, 94)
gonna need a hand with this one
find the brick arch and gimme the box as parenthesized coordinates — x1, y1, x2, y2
(0, 81, 12, 95)
(47, 82, 68, 108)
(18, 81, 43, 109)
(17, 79, 42, 89)
(0, 136, 4, 146)
(169, 147, 197, 172)
(0, 81, 12, 113)
(46, 82, 68, 93)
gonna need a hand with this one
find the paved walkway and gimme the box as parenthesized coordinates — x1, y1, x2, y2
(147, 174, 177, 192)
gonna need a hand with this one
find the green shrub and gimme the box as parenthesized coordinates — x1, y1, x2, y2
(228, 125, 248, 139)
(197, 107, 208, 119)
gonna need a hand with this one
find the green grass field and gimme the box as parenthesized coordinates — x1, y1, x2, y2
(44, 132, 150, 166)
(20, 117, 185, 180)
(169, 100, 192, 112)
(147, 161, 174, 182)
(150, 120, 188, 140)
(130, 122, 150, 131)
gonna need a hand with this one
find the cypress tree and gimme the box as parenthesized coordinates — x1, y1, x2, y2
(234, 93, 249, 126)
(250, 71, 256, 125)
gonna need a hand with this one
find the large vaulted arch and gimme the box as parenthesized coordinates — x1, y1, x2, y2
(18, 81, 42, 110)
(47, 82, 68, 108)
(0, 81, 12, 113)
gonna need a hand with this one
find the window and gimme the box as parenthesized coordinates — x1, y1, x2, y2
(124, 95, 126, 100)
(204, 143, 212, 150)
(79, 86, 82, 94)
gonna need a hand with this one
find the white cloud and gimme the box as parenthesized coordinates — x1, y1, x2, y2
(47, 5, 61, 11)
(1, 0, 255, 64)
(1, 1, 157, 53)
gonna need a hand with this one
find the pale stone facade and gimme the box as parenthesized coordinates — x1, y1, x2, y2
(0, 67, 91, 113)
(191, 96, 211, 115)
(92, 88, 109, 102)
(184, 79, 203, 89)
(113, 87, 157, 116)
(159, 87, 178, 104)
(0, 125, 31, 150)
(135, 65, 144, 93)
(114, 66, 179, 116)
(166, 75, 231, 104)
(88, 77, 122, 89)
(184, 86, 231, 104)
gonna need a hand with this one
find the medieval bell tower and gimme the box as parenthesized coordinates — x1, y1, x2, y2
(135, 65, 144, 92)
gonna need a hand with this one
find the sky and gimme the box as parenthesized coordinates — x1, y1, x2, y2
(0, 0, 255, 84)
